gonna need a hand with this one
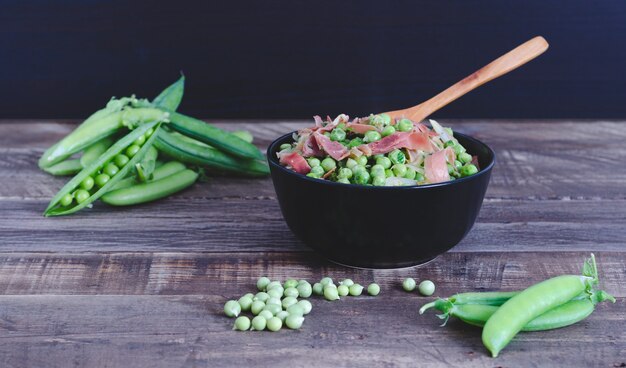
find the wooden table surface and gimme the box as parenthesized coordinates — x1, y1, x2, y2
(0, 120, 624, 368)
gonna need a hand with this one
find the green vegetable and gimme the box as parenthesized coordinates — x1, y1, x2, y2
(297, 282, 313, 298)
(254, 292, 270, 302)
(312, 283, 324, 296)
(286, 304, 304, 316)
(267, 288, 283, 299)
(233, 316, 251, 331)
(382, 125, 396, 137)
(251, 316, 267, 331)
(308, 157, 321, 167)
(458, 152, 472, 164)
(238, 296, 253, 312)
(418, 280, 435, 296)
(42, 159, 83, 176)
(337, 285, 349, 297)
(79, 176, 95, 191)
(285, 315, 304, 330)
(388, 149, 406, 165)
(364, 130, 382, 143)
(324, 285, 340, 301)
(321, 157, 336, 172)
(263, 303, 282, 316)
(353, 170, 370, 185)
(340, 279, 354, 287)
(224, 300, 241, 317)
(113, 154, 130, 167)
(330, 128, 346, 142)
(297, 300, 312, 315)
(402, 278, 416, 292)
(460, 164, 478, 177)
(281, 296, 298, 310)
(257, 277, 271, 291)
(397, 118, 414, 132)
(125, 144, 141, 157)
(258, 310, 274, 320)
(392, 164, 407, 177)
(356, 156, 368, 166)
(276, 311, 289, 322)
(152, 74, 185, 111)
(367, 283, 380, 296)
(376, 156, 392, 169)
(320, 277, 333, 287)
(266, 316, 283, 332)
(337, 167, 353, 179)
(349, 284, 364, 296)
(283, 279, 299, 289)
(250, 300, 265, 315)
(284, 287, 299, 298)
(279, 143, 291, 151)
(94, 173, 110, 187)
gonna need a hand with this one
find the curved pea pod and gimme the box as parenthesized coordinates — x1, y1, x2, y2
(134, 146, 158, 182)
(44, 121, 161, 216)
(101, 169, 198, 206)
(42, 159, 83, 176)
(154, 129, 269, 177)
(164, 110, 264, 160)
(80, 137, 115, 168)
(108, 161, 187, 191)
(152, 74, 185, 110)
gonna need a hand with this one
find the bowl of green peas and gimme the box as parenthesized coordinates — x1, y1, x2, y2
(267, 114, 495, 268)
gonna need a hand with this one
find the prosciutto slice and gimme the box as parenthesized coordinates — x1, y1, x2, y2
(278, 152, 311, 175)
(347, 122, 377, 134)
(313, 132, 350, 161)
(365, 132, 434, 156)
(424, 147, 455, 184)
(301, 134, 323, 157)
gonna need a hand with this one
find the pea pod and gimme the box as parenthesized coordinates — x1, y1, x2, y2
(80, 137, 115, 168)
(232, 130, 254, 144)
(108, 161, 187, 191)
(155, 129, 269, 177)
(41, 159, 83, 176)
(101, 169, 198, 206)
(134, 146, 158, 182)
(152, 75, 185, 110)
(44, 121, 161, 216)
(164, 110, 264, 160)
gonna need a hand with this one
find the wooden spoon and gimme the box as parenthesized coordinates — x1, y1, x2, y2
(383, 36, 549, 122)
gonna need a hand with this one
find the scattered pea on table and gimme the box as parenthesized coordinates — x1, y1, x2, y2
(419, 280, 436, 296)
(402, 278, 417, 292)
(367, 283, 381, 296)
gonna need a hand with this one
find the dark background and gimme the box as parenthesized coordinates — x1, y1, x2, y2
(1, 1, 625, 119)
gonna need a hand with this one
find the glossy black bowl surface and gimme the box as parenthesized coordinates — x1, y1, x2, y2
(267, 132, 495, 269)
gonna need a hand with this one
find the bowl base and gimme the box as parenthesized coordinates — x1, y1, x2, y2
(326, 255, 440, 270)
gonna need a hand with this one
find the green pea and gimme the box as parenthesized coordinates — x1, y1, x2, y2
(372, 175, 386, 186)
(263, 303, 282, 316)
(370, 164, 385, 177)
(380, 113, 391, 125)
(74, 189, 90, 204)
(297, 282, 313, 298)
(283, 279, 298, 289)
(418, 280, 436, 296)
(376, 156, 392, 169)
(415, 172, 425, 182)
(367, 283, 381, 296)
(348, 137, 363, 148)
(337, 178, 350, 184)
(382, 125, 396, 137)
(460, 164, 478, 177)
(267, 288, 283, 299)
(337, 167, 353, 179)
(297, 300, 313, 315)
(103, 163, 119, 177)
(330, 128, 346, 142)
(251, 316, 267, 331)
(233, 316, 251, 331)
(256, 276, 271, 291)
(452, 144, 466, 155)
(266, 297, 282, 307)
(447, 163, 456, 176)
(458, 152, 472, 164)
(320, 277, 333, 287)
(308, 157, 321, 167)
(454, 160, 463, 170)
(404, 166, 417, 180)
(364, 130, 382, 143)
(258, 310, 273, 321)
(276, 310, 289, 322)
(310, 166, 324, 177)
(337, 285, 349, 297)
(254, 292, 270, 302)
(385, 169, 394, 178)
(238, 296, 253, 312)
(251, 300, 265, 315)
(346, 158, 358, 169)
(324, 285, 340, 301)
(353, 170, 370, 185)
(282, 296, 298, 310)
(224, 300, 241, 317)
(113, 154, 130, 167)
(312, 283, 324, 295)
(284, 287, 299, 298)
(285, 314, 304, 330)
(340, 279, 354, 287)
(266, 281, 281, 290)
(286, 303, 304, 316)
(95, 173, 110, 187)
(266, 316, 283, 332)
(356, 155, 368, 166)
(349, 284, 364, 296)
(133, 134, 146, 146)
(388, 149, 406, 164)
(125, 144, 141, 158)
(77, 176, 95, 191)
(402, 278, 416, 292)
(279, 143, 292, 151)
(397, 118, 414, 132)
(392, 164, 407, 177)
(321, 157, 336, 172)
(59, 193, 73, 207)
(243, 293, 255, 299)
(145, 127, 155, 137)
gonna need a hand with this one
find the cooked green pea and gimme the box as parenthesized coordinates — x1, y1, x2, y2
(337, 285, 349, 297)
(324, 285, 340, 301)
(233, 316, 251, 331)
(452, 144, 466, 155)
(297, 282, 313, 298)
(321, 157, 336, 172)
(224, 300, 241, 317)
(346, 158, 358, 169)
(397, 118, 414, 132)
(60, 193, 73, 207)
(251, 316, 267, 331)
(267, 288, 283, 299)
(254, 292, 270, 302)
(266, 297, 282, 307)
(80, 176, 94, 191)
(286, 303, 305, 316)
(308, 157, 321, 167)
(285, 314, 304, 330)
(312, 282, 324, 295)
(348, 137, 363, 148)
(103, 163, 119, 177)
(251, 300, 265, 315)
(125, 144, 141, 158)
(382, 125, 396, 137)
(380, 113, 391, 125)
(320, 277, 333, 286)
(392, 164, 407, 177)
(370, 164, 385, 177)
(402, 278, 416, 292)
(113, 154, 130, 167)
(385, 169, 394, 178)
(338, 167, 353, 179)
(257, 276, 271, 291)
(419, 280, 436, 296)
(415, 172, 425, 182)
(376, 156, 392, 169)
(95, 173, 110, 187)
(263, 303, 282, 316)
(238, 296, 253, 312)
(310, 166, 324, 177)
(297, 300, 313, 315)
(349, 284, 364, 296)
(282, 296, 298, 310)
(364, 130, 382, 143)
(340, 279, 354, 287)
(403, 166, 417, 180)
(74, 189, 90, 204)
(458, 152, 472, 164)
(460, 164, 478, 177)
(356, 155, 368, 166)
(337, 178, 350, 184)
(258, 310, 274, 320)
(284, 287, 299, 298)
(283, 279, 298, 289)
(133, 134, 146, 146)
(388, 149, 406, 164)
(279, 143, 292, 151)
(276, 310, 289, 322)
(367, 283, 381, 296)
(330, 128, 346, 142)
(354, 170, 370, 185)
(372, 175, 386, 186)
(267, 316, 283, 332)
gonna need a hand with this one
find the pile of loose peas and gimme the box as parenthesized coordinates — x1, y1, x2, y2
(224, 277, 381, 332)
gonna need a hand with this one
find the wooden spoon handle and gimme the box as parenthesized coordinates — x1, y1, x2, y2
(385, 36, 549, 121)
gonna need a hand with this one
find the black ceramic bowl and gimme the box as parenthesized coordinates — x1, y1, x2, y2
(267, 131, 495, 269)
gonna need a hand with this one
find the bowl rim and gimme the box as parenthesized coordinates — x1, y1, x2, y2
(267, 130, 496, 190)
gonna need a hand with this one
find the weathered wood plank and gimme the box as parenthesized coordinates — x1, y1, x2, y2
(0, 199, 624, 253)
(0, 294, 622, 368)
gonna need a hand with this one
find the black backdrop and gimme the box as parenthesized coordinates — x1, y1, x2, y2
(1, 1, 625, 119)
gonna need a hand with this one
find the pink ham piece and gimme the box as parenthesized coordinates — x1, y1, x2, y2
(313, 132, 350, 161)
(347, 122, 377, 134)
(424, 147, 455, 184)
(279, 152, 311, 175)
(301, 134, 323, 157)
(365, 132, 434, 155)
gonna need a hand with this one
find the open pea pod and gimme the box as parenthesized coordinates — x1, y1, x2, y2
(152, 74, 185, 111)
(44, 121, 161, 216)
